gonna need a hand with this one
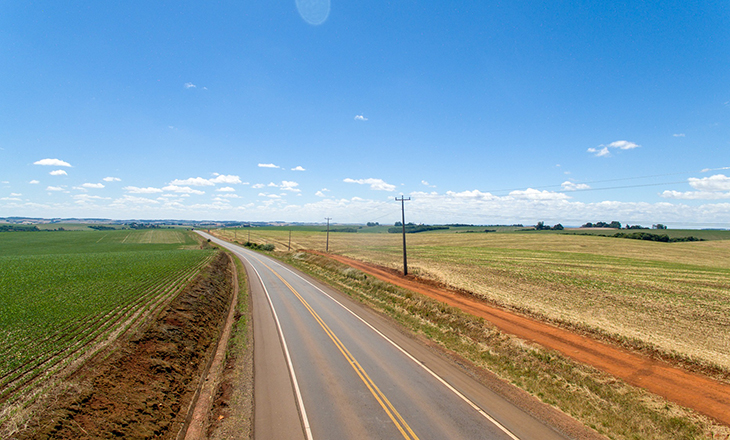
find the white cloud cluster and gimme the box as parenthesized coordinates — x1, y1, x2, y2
(34, 158, 72, 167)
(50, 170, 68, 176)
(258, 163, 280, 169)
(588, 140, 640, 157)
(354, 115, 368, 121)
(661, 174, 730, 200)
(103, 177, 121, 182)
(124, 186, 164, 194)
(344, 178, 396, 192)
(561, 181, 591, 191)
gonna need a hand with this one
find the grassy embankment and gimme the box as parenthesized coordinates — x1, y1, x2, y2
(216, 226, 730, 439)
(0, 228, 215, 432)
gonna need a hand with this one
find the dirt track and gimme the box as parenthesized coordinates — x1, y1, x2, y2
(311, 251, 730, 427)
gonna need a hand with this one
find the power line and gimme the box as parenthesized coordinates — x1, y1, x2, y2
(482, 167, 728, 196)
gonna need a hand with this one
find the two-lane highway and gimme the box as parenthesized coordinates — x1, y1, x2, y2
(199, 232, 572, 440)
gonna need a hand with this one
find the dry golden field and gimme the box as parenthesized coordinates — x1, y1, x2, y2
(219, 228, 730, 372)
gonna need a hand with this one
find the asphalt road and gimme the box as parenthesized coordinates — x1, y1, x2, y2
(198, 232, 571, 440)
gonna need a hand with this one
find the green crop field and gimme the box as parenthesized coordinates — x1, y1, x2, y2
(217, 226, 730, 372)
(0, 229, 214, 424)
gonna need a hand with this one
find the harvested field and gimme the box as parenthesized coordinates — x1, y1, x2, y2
(217, 228, 730, 373)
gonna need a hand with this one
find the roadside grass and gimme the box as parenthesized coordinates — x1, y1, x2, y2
(208, 252, 254, 440)
(217, 228, 730, 375)
(280, 251, 729, 440)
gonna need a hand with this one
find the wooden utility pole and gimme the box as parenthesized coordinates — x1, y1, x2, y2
(396, 196, 411, 275)
(325, 218, 332, 252)
(288, 230, 292, 251)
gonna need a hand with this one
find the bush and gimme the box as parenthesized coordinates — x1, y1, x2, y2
(244, 242, 275, 251)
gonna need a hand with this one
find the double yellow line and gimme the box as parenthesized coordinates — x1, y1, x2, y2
(261, 261, 419, 440)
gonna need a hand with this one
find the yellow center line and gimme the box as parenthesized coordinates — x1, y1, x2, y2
(257, 258, 419, 440)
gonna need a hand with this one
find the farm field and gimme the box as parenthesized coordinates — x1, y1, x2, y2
(217, 227, 730, 373)
(0, 228, 214, 428)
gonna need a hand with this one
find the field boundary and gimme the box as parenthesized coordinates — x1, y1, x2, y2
(307, 250, 730, 427)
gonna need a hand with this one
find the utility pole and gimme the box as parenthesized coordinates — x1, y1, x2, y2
(396, 196, 411, 275)
(325, 217, 332, 252)
(288, 230, 292, 251)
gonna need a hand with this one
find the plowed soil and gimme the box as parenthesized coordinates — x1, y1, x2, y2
(13, 252, 233, 440)
(309, 250, 730, 427)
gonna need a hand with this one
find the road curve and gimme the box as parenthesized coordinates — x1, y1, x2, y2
(198, 232, 573, 440)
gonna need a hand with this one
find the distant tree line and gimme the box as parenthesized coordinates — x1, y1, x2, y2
(89, 225, 116, 231)
(126, 222, 161, 229)
(612, 232, 702, 243)
(535, 221, 564, 231)
(366, 222, 380, 227)
(389, 223, 450, 234)
(0, 224, 40, 232)
(582, 221, 622, 229)
(581, 221, 669, 230)
(326, 227, 359, 233)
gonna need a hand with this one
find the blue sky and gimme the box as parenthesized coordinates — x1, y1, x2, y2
(1, 1, 729, 227)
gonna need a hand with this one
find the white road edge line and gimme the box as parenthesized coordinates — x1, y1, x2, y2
(232, 248, 314, 440)
(266, 255, 521, 440)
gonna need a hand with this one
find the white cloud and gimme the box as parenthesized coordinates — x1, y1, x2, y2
(82, 183, 105, 189)
(113, 195, 160, 206)
(660, 190, 730, 200)
(688, 174, 730, 191)
(354, 115, 368, 121)
(73, 194, 110, 202)
(701, 167, 730, 173)
(561, 181, 591, 191)
(421, 180, 436, 188)
(10, 193, 21, 197)
(343, 178, 396, 191)
(170, 177, 215, 187)
(29, 180, 39, 184)
(315, 191, 327, 197)
(673, 133, 686, 137)
(50, 170, 68, 176)
(508, 188, 570, 200)
(210, 174, 243, 184)
(258, 163, 280, 169)
(103, 177, 121, 182)
(588, 140, 640, 157)
(34, 158, 72, 167)
(1, 197, 22, 201)
(216, 186, 236, 192)
(280, 181, 300, 192)
(184, 82, 196, 89)
(291, 166, 306, 171)
(252, 183, 265, 189)
(124, 186, 163, 194)
(162, 185, 205, 195)
(662, 174, 730, 200)
(46, 186, 64, 191)
(217, 193, 240, 198)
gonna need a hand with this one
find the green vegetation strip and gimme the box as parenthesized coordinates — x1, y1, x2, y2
(280, 251, 725, 440)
